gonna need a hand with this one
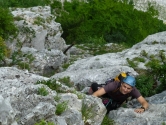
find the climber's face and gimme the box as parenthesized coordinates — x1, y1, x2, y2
(120, 83, 133, 94)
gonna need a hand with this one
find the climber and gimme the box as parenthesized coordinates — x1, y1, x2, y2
(92, 75, 149, 114)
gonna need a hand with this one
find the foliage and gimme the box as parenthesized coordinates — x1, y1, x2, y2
(0, 0, 51, 8)
(54, 94, 61, 102)
(76, 42, 128, 56)
(17, 62, 30, 70)
(140, 50, 148, 57)
(34, 16, 45, 26)
(62, 62, 72, 70)
(36, 79, 62, 92)
(101, 115, 115, 125)
(132, 57, 146, 63)
(81, 100, 96, 124)
(9, 51, 35, 70)
(58, 76, 74, 87)
(37, 86, 49, 96)
(50, 0, 62, 14)
(54, 0, 166, 46)
(162, 122, 166, 125)
(135, 74, 155, 97)
(0, 37, 8, 64)
(34, 119, 54, 125)
(72, 90, 85, 99)
(126, 58, 138, 69)
(126, 50, 166, 96)
(0, 7, 18, 40)
(145, 51, 166, 93)
(55, 101, 68, 115)
(134, 51, 166, 96)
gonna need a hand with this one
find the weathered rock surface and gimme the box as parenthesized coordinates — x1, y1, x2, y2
(9, 6, 66, 51)
(0, 67, 106, 125)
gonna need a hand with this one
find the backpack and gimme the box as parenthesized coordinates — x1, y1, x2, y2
(104, 72, 130, 85)
(89, 72, 130, 94)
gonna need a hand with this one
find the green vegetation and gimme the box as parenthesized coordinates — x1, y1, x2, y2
(62, 62, 73, 70)
(136, 73, 155, 97)
(55, 101, 68, 115)
(0, 7, 18, 40)
(126, 58, 138, 69)
(58, 76, 74, 87)
(0, 0, 50, 8)
(76, 42, 128, 56)
(17, 62, 30, 70)
(54, 94, 61, 102)
(0, 37, 8, 65)
(128, 50, 166, 97)
(132, 57, 146, 63)
(81, 100, 96, 124)
(145, 50, 166, 94)
(37, 86, 49, 96)
(140, 50, 148, 57)
(101, 115, 115, 125)
(9, 51, 35, 70)
(34, 16, 46, 26)
(53, 0, 166, 47)
(162, 122, 166, 125)
(34, 119, 54, 125)
(36, 79, 62, 92)
(73, 90, 85, 99)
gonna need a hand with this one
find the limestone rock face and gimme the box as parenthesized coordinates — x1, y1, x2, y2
(0, 67, 106, 125)
(0, 95, 17, 125)
(20, 47, 67, 75)
(9, 6, 67, 51)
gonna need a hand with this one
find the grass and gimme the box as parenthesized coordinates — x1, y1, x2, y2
(37, 86, 49, 96)
(55, 101, 68, 115)
(81, 100, 96, 124)
(34, 119, 54, 125)
(58, 76, 74, 87)
(54, 94, 61, 102)
(72, 90, 85, 99)
(101, 115, 115, 125)
(76, 43, 128, 56)
(126, 58, 138, 69)
(140, 50, 148, 57)
(36, 79, 62, 92)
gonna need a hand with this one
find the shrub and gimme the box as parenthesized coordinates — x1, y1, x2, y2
(0, 0, 50, 8)
(135, 74, 155, 97)
(0, 7, 18, 40)
(136, 51, 166, 96)
(54, 0, 166, 47)
(0, 37, 7, 64)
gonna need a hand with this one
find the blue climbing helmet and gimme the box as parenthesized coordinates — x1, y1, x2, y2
(122, 76, 136, 87)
